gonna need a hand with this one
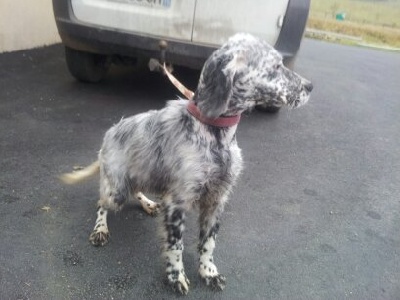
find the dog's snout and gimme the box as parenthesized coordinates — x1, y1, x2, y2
(304, 82, 313, 93)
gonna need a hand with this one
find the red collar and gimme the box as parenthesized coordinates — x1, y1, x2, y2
(186, 101, 241, 128)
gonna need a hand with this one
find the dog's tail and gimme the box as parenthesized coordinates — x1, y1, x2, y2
(59, 161, 100, 185)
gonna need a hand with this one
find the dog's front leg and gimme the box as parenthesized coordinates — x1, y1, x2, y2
(160, 200, 190, 295)
(198, 196, 227, 291)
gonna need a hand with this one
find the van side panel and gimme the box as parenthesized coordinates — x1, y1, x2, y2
(192, 0, 290, 46)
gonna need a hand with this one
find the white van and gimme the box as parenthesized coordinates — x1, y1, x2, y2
(53, 1, 309, 111)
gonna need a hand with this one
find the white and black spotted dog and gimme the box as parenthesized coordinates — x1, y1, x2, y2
(61, 33, 313, 295)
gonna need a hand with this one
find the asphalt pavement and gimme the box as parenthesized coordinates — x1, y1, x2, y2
(0, 39, 399, 300)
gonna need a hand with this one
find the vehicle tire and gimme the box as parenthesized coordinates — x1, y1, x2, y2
(255, 103, 282, 113)
(65, 47, 110, 83)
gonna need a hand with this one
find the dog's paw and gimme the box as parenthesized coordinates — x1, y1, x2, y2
(166, 271, 190, 295)
(143, 202, 161, 217)
(89, 229, 110, 247)
(202, 274, 226, 291)
(199, 262, 226, 291)
(137, 192, 161, 217)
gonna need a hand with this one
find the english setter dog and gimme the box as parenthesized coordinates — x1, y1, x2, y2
(61, 33, 313, 295)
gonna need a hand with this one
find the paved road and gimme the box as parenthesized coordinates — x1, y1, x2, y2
(1, 39, 399, 300)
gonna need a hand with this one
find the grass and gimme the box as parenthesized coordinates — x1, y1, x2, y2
(307, 0, 400, 48)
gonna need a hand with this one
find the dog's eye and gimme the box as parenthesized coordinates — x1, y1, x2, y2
(275, 64, 281, 70)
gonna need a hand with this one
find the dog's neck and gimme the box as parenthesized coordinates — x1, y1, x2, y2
(186, 101, 241, 128)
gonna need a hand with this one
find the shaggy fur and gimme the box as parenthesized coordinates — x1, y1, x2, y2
(61, 33, 312, 295)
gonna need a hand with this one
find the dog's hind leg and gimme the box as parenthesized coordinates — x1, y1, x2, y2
(135, 192, 161, 216)
(89, 200, 110, 246)
(89, 186, 129, 246)
(89, 167, 120, 247)
(197, 194, 228, 291)
(160, 197, 190, 295)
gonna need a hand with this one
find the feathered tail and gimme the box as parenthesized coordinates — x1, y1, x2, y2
(59, 161, 100, 185)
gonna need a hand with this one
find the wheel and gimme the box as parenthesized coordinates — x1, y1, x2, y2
(255, 103, 282, 113)
(65, 47, 110, 83)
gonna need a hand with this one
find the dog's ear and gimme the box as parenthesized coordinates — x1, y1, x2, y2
(194, 52, 240, 118)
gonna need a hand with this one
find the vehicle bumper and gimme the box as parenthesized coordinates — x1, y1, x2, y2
(53, 0, 310, 69)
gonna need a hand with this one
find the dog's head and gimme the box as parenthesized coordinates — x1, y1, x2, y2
(194, 33, 313, 118)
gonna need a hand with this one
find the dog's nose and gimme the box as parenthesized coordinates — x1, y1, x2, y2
(305, 82, 313, 93)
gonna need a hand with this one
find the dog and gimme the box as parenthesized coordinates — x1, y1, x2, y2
(60, 33, 313, 295)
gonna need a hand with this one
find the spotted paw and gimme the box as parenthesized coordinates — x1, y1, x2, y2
(89, 230, 110, 247)
(166, 272, 190, 295)
(145, 203, 161, 217)
(202, 274, 226, 291)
